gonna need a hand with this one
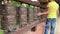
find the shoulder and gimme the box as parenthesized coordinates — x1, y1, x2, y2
(47, 2, 51, 7)
(55, 2, 59, 8)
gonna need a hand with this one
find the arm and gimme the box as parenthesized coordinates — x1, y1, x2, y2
(37, 7, 50, 16)
(37, 3, 50, 16)
(57, 9, 59, 16)
(41, 8, 50, 14)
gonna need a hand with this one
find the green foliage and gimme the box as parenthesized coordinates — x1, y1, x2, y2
(11, 1, 21, 7)
(0, 29, 4, 34)
(29, 5, 34, 8)
(16, 24, 20, 28)
(22, 3, 30, 8)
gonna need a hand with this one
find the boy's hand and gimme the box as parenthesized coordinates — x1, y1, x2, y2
(37, 12, 42, 16)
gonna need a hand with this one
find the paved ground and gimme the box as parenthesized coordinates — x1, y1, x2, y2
(55, 17, 60, 34)
(24, 17, 60, 34)
(48, 17, 60, 34)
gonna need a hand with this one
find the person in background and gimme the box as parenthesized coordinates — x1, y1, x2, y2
(37, 0, 59, 34)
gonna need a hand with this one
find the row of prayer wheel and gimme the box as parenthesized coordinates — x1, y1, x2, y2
(0, 3, 41, 34)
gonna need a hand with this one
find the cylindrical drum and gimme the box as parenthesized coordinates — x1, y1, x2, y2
(37, 7, 40, 20)
(33, 7, 38, 20)
(1, 5, 7, 30)
(16, 7, 20, 27)
(1, 4, 16, 32)
(0, 15, 1, 28)
(28, 5, 34, 24)
(19, 4, 27, 27)
(39, 6, 47, 21)
(0, 4, 3, 28)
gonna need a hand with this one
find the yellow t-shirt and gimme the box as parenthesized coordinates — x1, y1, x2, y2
(47, 1, 59, 18)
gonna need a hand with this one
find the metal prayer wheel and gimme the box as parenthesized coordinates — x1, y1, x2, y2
(19, 4, 28, 27)
(28, 5, 34, 24)
(33, 7, 38, 20)
(1, 4, 16, 32)
(37, 7, 41, 19)
(0, 4, 3, 28)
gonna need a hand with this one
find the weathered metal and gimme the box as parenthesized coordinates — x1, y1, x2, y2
(0, 0, 48, 34)
(6, 4, 16, 31)
(0, 1, 3, 28)
(19, 4, 28, 27)
(33, 7, 38, 20)
(16, 7, 20, 28)
(1, 4, 17, 34)
(1, 5, 7, 30)
(28, 6, 34, 24)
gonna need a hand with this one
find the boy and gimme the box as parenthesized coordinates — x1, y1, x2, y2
(37, 0, 59, 34)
